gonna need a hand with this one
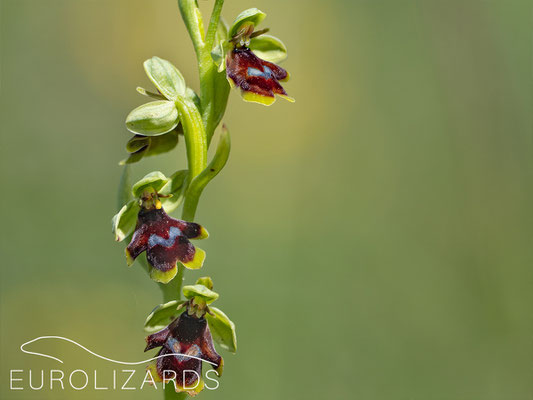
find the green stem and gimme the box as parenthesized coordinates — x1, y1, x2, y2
(174, 96, 207, 181)
(158, 4, 227, 399)
(177, 0, 205, 57)
(183, 126, 231, 219)
(202, 0, 227, 144)
(199, 59, 217, 143)
(159, 266, 184, 302)
(205, 0, 224, 51)
(181, 0, 226, 145)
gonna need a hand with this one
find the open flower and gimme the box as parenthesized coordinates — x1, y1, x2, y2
(126, 201, 208, 283)
(212, 8, 294, 106)
(145, 312, 223, 396)
(113, 171, 205, 283)
(145, 279, 227, 396)
(226, 45, 291, 105)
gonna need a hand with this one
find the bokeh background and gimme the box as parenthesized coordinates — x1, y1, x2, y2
(1, 0, 532, 399)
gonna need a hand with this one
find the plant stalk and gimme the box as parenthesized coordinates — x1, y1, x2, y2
(159, 3, 226, 399)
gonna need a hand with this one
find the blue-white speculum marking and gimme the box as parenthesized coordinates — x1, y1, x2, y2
(247, 66, 273, 79)
(167, 337, 202, 362)
(148, 226, 182, 248)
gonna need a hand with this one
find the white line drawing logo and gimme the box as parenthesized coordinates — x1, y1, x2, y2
(20, 336, 217, 366)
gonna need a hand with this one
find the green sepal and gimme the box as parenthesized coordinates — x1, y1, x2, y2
(144, 300, 186, 333)
(132, 171, 169, 198)
(229, 8, 266, 38)
(143, 56, 186, 100)
(111, 199, 140, 242)
(120, 130, 180, 165)
(195, 276, 213, 290)
(211, 39, 231, 72)
(249, 34, 287, 64)
(159, 169, 189, 213)
(182, 284, 219, 304)
(125, 100, 179, 136)
(206, 307, 237, 353)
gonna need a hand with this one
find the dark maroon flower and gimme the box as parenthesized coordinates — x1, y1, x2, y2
(126, 206, 208, 283)
(226, 46, 293, 105)
(145, 311, 223, 395)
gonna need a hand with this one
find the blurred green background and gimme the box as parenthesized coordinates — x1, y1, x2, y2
(1, 0, 532, 399)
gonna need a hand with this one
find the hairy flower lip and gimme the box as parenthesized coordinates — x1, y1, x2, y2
(226, 46, 293, 106)
(125, 206, 208, 282)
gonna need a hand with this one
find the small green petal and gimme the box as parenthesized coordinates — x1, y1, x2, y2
(143, 56, 186, 100)
(132, 171, 169, 198)
(144, 300, 186, 333)
(229, 8, 266, 38)
(182, 283, 218, 303)
(249, 34, 288, 64)
(125, 100, 179, 136)
(206, 307, 237, 353)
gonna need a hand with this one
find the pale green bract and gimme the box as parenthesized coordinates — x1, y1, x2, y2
(125, 100, 179, 136)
